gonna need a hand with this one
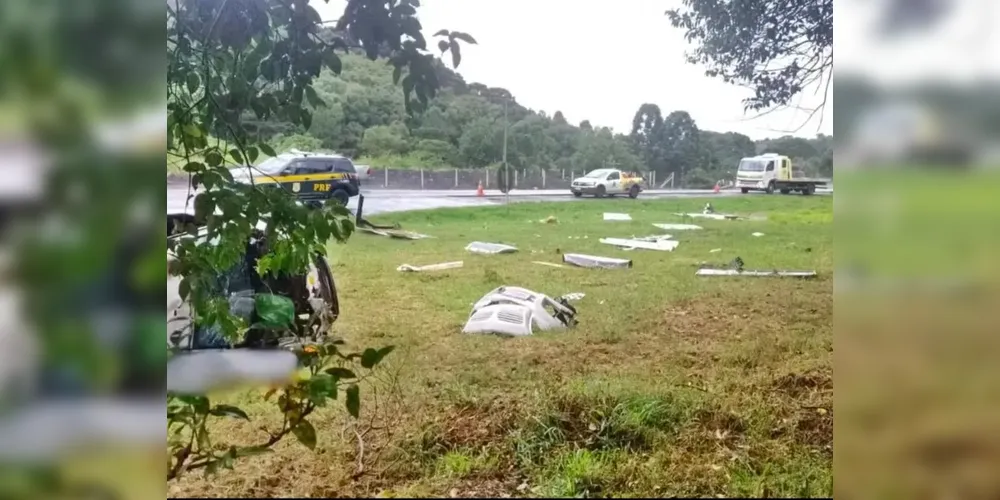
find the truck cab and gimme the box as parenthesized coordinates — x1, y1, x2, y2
(570, 169, 644, 198)
(736, 153, 824, 195)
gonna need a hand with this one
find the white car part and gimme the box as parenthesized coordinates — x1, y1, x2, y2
(397, 261, 464, 272)
(532, 261, 566, 268)
(600, 237, 679, 252)
(603, 212, 632, 221)
(674, 212, 741, 220)
(562, 253, 633, 269)
(463, 286, 578, 336)
(696, 269, 817, 278)
(653, 223, 702, 231)
(466, 241, 518, 254)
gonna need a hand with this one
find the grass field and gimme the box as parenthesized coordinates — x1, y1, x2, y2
(171, 195, 833, 498)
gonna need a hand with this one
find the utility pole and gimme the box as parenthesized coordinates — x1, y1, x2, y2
(502, 98, 509, 208)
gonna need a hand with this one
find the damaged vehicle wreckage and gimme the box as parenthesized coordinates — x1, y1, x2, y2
(462, 286, 582, 337)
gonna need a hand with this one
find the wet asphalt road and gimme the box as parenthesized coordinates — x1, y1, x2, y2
(167, 185, 830, 217)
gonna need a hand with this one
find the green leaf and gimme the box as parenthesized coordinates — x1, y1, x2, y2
(178, 278, 191, 301)
(186, 72, 201, 94)
(392, 65, 402, 85)
(254, 294, 295, 328)
(434, 29, 450, 36)
(360, 345, 395, 369)
(304, 86, 325, 108)
(259, 142, 277, 157)
(451, 32, 478, 44)
(193, 193, 214, 222)
(324, 367, 357, 379)
(345, 384, 360, 418)
(292, 419, 317, 450)
(182, 123, 202, 138)
(209, 404, 250, 420)
(437, 40, 449, 53)
(246, 146, 259, 164)
(302, 109, 313, 130)
(324, 52, 343, 74)
(235, 446, 273, 458)
(205, 150, 223, 167)
(229, 149, 244, 164)
(183, 161, 204, 173)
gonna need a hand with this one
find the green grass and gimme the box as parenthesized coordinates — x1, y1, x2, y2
(173, 195, 832, 498)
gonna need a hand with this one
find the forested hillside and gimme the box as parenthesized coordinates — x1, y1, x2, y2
(234, 52, 832, 186)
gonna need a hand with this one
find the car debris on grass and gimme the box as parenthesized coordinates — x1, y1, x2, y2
(465, 241, 518, 254)
(532, 261, 567, 268)
(752, 232, 765, 237)
(562, 253, 633, 269)
(397, 261, 464, 272)
(462, 286, 579, 337)
(600, 236, 679, 252)
(358, 226, 433, 239)
(653, 223, 702, 231)
(696, 256, 817, 278)
(674, 212, 742, 220)
(603, 212, 632, 221)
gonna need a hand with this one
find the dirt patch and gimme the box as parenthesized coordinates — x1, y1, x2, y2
(772, 371, 833, 398)
(441, 478, 522, 498)
(418, 399, 522, 455)
(795, 408, 834, 449)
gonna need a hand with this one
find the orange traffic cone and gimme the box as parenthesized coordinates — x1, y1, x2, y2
(713, 182, 721, 194)
(477, 180, 485, 197)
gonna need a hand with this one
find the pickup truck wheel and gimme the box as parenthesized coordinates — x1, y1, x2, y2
(628, 184, 640, 198)
(331, 189, 350, 206)
(572, 191, 582, 197)
(802, 186, 814, 195)
(765, 181, 775, 194)
(779, 188, 790, 195)
(740, 188, 749, 194)
(596, 185, 606, 198)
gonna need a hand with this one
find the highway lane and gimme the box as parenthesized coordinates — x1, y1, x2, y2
(167, 185, 830, 217)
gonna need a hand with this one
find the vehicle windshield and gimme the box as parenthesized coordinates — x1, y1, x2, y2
(738, 159, 766, 172)
(583, 169, 612, 178)
(251, 154, 296, 175)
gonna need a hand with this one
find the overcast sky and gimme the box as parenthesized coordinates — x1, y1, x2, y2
(313, 0, 833, 141)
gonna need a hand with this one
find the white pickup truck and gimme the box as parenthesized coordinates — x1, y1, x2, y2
(570, 169, 645, 198)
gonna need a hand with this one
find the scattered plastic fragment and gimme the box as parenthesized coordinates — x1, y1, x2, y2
(466, 242, 518, 254)
(696, 269, 817, 278)
(653, 223, 702, 231)
(462, 286, 578, 337)
(752, 232, 765, 237)
(359, 227, 432, 239)
(540, 216, 558, 224)
(710, 248, 722, 253)
(562, 253, 633, 269)
(532, 261, 566, 268)
(674, 212, 741, 220)
(397, 261, 464, 272)
(600, 237, 679, 252)
(603, 212, 632, 221)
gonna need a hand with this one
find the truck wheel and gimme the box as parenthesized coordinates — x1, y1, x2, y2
(802, 186, 814, 196)
(628, 184, 640, 199)
(740, 188, 749, 194)
(780, 188, 790, 195)
(765, 181, 775, 194)
(596, 185, 606, 198)
(572, 191, 582, 198)
(331, 189, 350, 206)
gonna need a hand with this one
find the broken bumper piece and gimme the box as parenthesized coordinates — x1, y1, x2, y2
(462, 286, 578, 337)
(695, 269, 817, 278)
(466, 241, 518, 254)
(562, 253, 633, 269)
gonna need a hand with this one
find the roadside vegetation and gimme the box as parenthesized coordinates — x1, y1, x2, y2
(171, 196, 833, 498)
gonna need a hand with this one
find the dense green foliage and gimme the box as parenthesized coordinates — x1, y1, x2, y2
(237, 53, 832, 185)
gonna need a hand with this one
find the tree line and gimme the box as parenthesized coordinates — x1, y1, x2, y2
(241, 52, 831, 187)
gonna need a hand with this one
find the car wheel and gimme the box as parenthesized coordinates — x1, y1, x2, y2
(331, 189, 350, 206)
(740, 188, 749, 194)
(780, 188, 790, 195)
(573, 191, 582, 197)
(596, 185, 606, 198)
(628, 184, 640, 199)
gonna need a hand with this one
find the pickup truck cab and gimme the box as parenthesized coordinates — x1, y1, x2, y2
(570, 169, 644, 198)
(736, 153, 826, 195)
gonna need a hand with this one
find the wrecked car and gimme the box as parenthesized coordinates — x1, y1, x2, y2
(166, 213, 339, 353)
(462, 286, 579, 337)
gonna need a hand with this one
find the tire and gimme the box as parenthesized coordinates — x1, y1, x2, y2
(628, 184, 640, 199)
(802, 186, 814, 196)
(740, 188, 749, 194)
(331, 189, 350, 206)
(765, 181, 775, 194)
(780, 188, 790, 195)
(572, 191, 582, 198)
(596, 185, 606, 198)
